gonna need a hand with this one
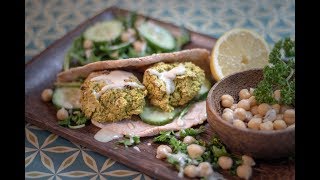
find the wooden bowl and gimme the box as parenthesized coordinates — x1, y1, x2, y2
(206, 69, 295, 159)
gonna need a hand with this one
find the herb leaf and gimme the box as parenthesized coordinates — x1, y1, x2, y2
(179, 126, 206, 138)
(117, 135, 140, 148)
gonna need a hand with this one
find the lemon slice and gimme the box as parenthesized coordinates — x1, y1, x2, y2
(210, 28, 270, 81)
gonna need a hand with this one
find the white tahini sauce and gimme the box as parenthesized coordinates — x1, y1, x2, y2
(94, 128, 123, 143)
(148, 64, 186, 95)
(90, 70, 144, 99)
(133, 146, 141, 152)
(167, 152, 194, 178)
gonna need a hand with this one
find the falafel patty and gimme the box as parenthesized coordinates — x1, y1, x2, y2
(143, 62, 205, 112)
(80, 70, 147, 122)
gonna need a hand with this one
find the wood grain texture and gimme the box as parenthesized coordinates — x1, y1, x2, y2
(25, 6, 294, 180)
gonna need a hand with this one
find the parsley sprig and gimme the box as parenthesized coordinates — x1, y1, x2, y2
(254, 37, 295, 106)
(58, 110, 89, 127)
(117, 135, 140, 148)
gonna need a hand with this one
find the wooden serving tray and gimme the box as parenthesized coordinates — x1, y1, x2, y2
(25, 6, 294, 180)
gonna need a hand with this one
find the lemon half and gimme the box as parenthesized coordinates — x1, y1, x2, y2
(210, 28, 270, 81)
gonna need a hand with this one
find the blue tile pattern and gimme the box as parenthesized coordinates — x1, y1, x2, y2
(25, 0, 295, 179)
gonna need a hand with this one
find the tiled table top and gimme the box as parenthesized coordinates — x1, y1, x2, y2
(25, 0, 295, 179)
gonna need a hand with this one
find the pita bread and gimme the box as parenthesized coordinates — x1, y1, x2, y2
(57, 48, 211, 82)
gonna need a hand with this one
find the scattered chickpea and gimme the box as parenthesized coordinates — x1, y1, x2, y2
(236, 164, 252, 180)
(184, 165, 199, 178)
(183, 136, 196, 145)
(133, 40, 146, 53)
(56, 108, 69, 120)
(272, 104, 281, 114)
(121, 32, 131, 42)
(83, 39, 93, 49)
(41, 89, 53, 102)
(259, 121, 274, 131)
(156, 145, 172, 159)
(233, 119, 247, 129)
(273, 120, 287, 130)
(263, 109, 277, 122)
(198, 162, 213, 177)
(284, 109, 295, 125)
(248, 118, 262, 130)
(230, 104, 238, 110)
(239, 89, 251, 100)
(234, 108, 247, 121)
(127, 28, 136, 36)
(218, 156, 233, 170)
(250, 105, 259, 115)
(242, 155, 255, 166)
(237, 99, 251, 111)
(258, 103, 271, 116)
(248, 96, 257, 107)
(222, 111, 234, 122)
(187, 144, 205, 159)
(273, 89, 281, 102)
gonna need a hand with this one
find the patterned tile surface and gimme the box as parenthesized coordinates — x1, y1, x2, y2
(25, 0, 295, 179)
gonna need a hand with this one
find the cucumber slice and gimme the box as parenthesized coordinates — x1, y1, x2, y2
(52, 87, 81, 109)
(140, 105, 181, 125)
(138, 22, 175, 51)
(195, 79, 212, 100)
(84, 20, 123, 42)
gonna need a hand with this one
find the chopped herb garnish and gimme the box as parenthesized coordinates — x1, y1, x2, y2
(58, 110, 89, 127)
(117, 135, 140, 148)
(179, 126, 206, 138)
(254, 37, 295, 106)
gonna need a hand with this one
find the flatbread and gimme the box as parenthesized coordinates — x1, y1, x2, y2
(57, 48, 211, 82)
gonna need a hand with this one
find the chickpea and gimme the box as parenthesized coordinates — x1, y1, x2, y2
(253, 114, 263, 118)
(127, 28, 136, 36)
(222, 111, 234, 123)
(218, 156, 233, 170)
(184, 165, 199, 178)
(198, 162, 213, 177)
(56, 108, 69, 120)
(222, 99, 233, 108)
(246, 111, 253, 121)
(156, 145, 172, 159)
(223, 108, 233, 114)
(273, 120, 287, 130)
(236, 165, 252, 180)
(259, 121, 274, 131)
(280, 105, 292, 114)
(41, 89, 53, 102)
(248, 96, 257, 107)
(284, 109, 295, 125)
(237, 99, 251, 111)
(258, 103, 271, 116)
(121, 32, 130, 42)
(233, 119, 247, 129)
(271, 104, 280, 114)
(187, 144, 205, 159)
(183, 136, 196, 145)
(250, 105, 259, 115)
(273, 89, 281, 102)
(276, 114, 284, 120)
(242, 155, 255, 166)
(230, 104, 238, 110)
(234, 108, 247, 121)
(288, 123, 295, 129)
(248, 118, 262, 130)
(83, 39, 93, 49)
(221, 94, 234, 101)
(239, 89, 251, 100)
(263, 109, 277, 122)
(249, 88, 255, 96)
(133, 40, 146, 52)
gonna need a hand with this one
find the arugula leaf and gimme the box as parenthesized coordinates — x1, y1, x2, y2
(117, 135, 140, 148)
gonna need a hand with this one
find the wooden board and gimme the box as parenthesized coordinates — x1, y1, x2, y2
(25, 6, 295, 180)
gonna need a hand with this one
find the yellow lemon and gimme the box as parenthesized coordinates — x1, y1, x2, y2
(210, 28, 270, 81)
